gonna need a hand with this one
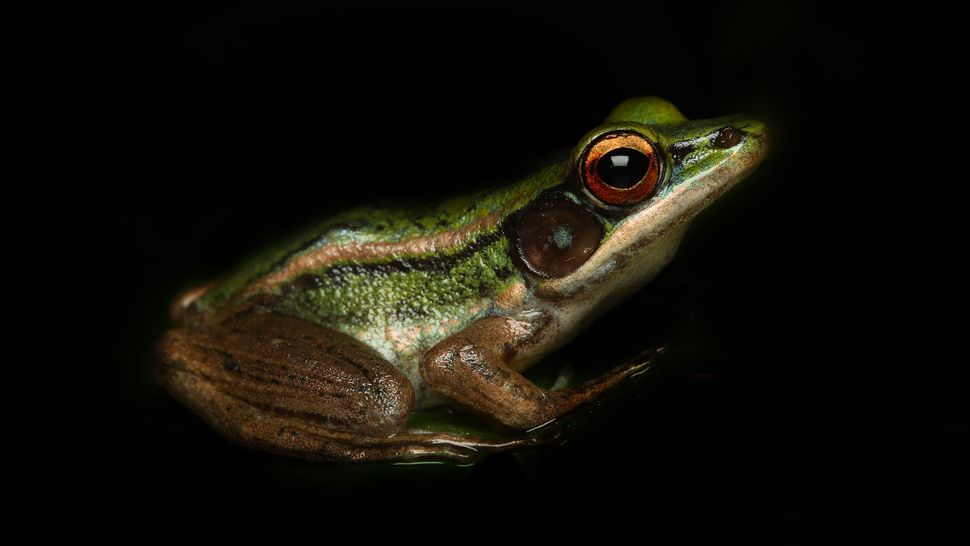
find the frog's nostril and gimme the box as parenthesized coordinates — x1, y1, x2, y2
(711, 126, 743, 149)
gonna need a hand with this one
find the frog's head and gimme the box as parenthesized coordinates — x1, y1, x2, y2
(513, 96, 770, 312)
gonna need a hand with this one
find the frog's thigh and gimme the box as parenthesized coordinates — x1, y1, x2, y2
(420, 316, 640, 431)
(155, 313, 415, 455)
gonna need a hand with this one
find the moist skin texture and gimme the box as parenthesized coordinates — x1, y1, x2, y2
(158, 97, 771, 462)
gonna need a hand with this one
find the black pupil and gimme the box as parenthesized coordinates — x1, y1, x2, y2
(595, 147, 650, 189)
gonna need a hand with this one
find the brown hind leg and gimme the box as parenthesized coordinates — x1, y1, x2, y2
(155, 313, 542, 462)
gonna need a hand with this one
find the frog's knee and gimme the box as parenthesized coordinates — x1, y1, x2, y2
(363, 370, 414, 434)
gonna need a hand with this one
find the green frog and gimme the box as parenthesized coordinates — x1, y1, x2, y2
(155, 97, 770, 463)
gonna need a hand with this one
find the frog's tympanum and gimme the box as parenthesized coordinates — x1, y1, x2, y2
(156, 97, 770, 463)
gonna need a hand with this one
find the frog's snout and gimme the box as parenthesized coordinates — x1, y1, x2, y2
(660, 114, 772, 222)
(741, 118, 772, 159)
(710, 115, 772, 177)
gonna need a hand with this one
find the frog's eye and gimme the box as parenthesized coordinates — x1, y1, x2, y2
(581, 131, 662, 207)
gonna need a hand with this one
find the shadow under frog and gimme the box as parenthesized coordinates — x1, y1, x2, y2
(155, 97, 771, 463)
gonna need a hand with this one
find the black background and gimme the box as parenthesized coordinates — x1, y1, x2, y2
(91, 2, 965, 541)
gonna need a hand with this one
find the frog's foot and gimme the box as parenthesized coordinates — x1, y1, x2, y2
(155, 313, 551, 463)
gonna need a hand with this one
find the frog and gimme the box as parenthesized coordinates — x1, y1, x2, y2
(155, 97, 770, 463)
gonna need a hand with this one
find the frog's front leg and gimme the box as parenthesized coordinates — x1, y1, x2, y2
(421, 316, 647, 430)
